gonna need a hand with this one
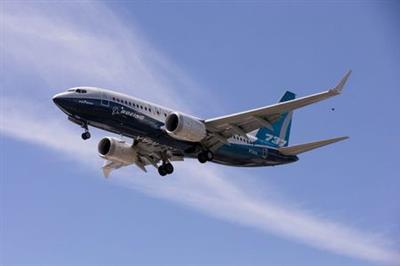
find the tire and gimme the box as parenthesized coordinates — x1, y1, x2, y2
(198, 152, 208, 164)
(164, 163, 174, 174)
(206, 151, 214, 161)
(81, 132, 91, 140)
(158, 166, 167, 176)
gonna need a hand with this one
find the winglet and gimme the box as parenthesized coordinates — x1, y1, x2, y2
(330, 70, 352, 95)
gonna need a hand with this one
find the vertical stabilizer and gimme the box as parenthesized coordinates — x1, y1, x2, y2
(252, 91, 295, 147)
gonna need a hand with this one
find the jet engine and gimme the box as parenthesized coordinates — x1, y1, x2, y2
(165, 112, 207, 142)
(98, 137, 137, 164)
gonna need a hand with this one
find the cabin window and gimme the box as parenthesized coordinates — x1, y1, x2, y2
(149, 108, 152, 112)
(157, 111, 160, 115)
(140, 106, 143, 109)
(145, 107, 147, 111)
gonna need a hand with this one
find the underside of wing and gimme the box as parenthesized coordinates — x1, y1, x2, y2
(101, 136, 184, 177)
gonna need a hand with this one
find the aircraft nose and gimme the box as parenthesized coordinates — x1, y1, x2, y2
(52, 92, 70, 110)
(52, 93, 62, 105)
(53, 92, 68, 103)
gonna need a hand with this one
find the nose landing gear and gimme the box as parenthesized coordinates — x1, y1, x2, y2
(81, 131, 91, 140)
(81, 123, 91, 140)
(67, 116, 91, 140)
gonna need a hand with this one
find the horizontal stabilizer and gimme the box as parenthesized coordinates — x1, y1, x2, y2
(278, 136, 349, 155)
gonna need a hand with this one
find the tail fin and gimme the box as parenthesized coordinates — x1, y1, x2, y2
(253, 91, 295, 147)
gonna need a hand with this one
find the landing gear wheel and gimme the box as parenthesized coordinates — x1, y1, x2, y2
(198, 152, 208, 164)
(158, 165, 167, 176)
(164, 163, 174, 174)
(81, 131, 91, 140)
(206, 151, 214, 161)
(198, 151, 214, 164)
(158, 163, 174, 176)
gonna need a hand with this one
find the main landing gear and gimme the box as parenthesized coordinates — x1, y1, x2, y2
(197, 150, 214, 164)
(158, 162, 174, 176)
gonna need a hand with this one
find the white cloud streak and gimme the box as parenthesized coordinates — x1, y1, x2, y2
(2, 2, 399, 265)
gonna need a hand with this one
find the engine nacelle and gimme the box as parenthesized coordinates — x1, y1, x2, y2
(98, 137, 137, 164)
(165, 112, 207, 142)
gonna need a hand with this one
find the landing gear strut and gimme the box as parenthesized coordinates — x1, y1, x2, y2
(198, 150, 213, 164)
(158, 162, 174, 176)
(81, 123, 91, 140)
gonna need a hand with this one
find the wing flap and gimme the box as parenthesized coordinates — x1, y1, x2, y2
(278, 136, 349, 156)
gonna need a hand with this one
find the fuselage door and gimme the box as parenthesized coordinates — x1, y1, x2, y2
(262, 147, 268, 159)
(101, 91, 109, 106)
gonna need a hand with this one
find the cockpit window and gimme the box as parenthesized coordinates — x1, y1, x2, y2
(75, 89, 87, 93)
(67, 89, 75, 92)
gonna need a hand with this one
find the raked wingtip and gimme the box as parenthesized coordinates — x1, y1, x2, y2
(331, 70, 352, 94)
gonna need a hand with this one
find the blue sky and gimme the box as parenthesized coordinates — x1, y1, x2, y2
(1, 2, 400, 266)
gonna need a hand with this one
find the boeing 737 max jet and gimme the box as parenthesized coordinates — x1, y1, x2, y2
(53, 71, 351, 176)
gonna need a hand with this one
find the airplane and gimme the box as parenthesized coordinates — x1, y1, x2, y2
(52, 71, 351, 177)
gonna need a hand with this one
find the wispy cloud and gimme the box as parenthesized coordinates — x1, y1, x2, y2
(2, 2, 399, 265)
